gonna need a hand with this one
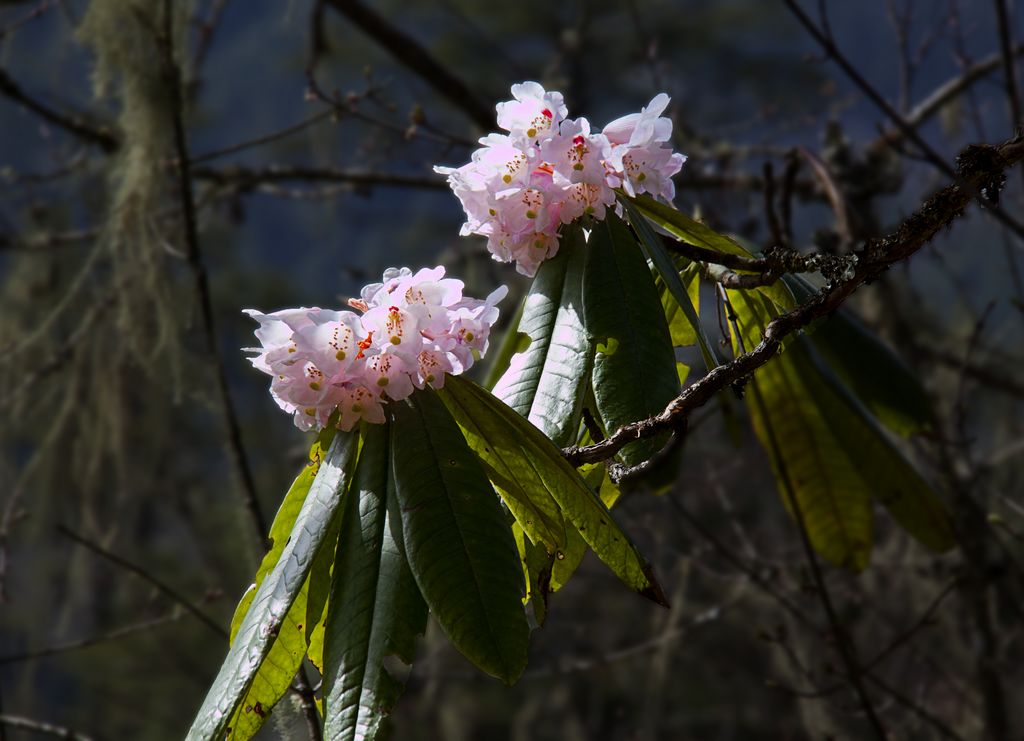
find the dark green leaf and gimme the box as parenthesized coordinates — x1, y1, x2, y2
(802, 347, 955, 552)
(584, 213, 680, 467)
(440, 378, 567, 554)
(623, 197, 718, 370)
(786, 276, 935, 437)
(389, 389, 529, 684)
(439, 376, 666, 605)
(630, 194, 793, 310)
(491, 226, 591, 447)
(323, 421, 427, 741)
(187, 431, 360, 741)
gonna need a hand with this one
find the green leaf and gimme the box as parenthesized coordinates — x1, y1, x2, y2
(187, 431, 360, 741)
(439, 378, 567, 554)
(513, 523, 554, 627)
(491, 226, 591, 447)
(227, 429, 337, 641)
(584, 213, 680, 467)
(550, 463, 623, 592)
(439, 375, 666, 605)
(623, 197, 719, 371)
(785, 276, 935, 437)
(729, 290, 874, 569)
(629, 193, 794, 311)
(304, 483, 349, 676)
(657, 262, 702, 349)
(221, 429, 339, 739)
(323, 421, 428, 741)
(388, 389, 529, 684)
(801, 347, 955, 552)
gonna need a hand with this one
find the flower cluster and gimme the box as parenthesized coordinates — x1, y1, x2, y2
(244, 267, 506, 431)
(435, 82, 686, 276)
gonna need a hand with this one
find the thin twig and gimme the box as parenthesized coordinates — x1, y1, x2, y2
(292, 668, 324, 741)
(784, 0, 1024, 242)
(57, 525, 226, 639)
(324, 0, 493, 130)
(993, 0, 1023, 136)
(0, 613, 182, 666)
(194, 164, 447, 191)
(186, 110, 335, 165)
(158, 0, 269, 547)
(0, 714, 97, 741)
(0, 69, 118, 152)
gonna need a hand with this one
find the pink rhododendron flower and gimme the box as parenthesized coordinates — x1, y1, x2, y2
(436, 82, 685, 277)
(244, 267, 505, 431)
(496, 81, 567, 145)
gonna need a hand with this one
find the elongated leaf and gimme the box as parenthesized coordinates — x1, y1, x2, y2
(729, 286, 950, 556)
(323, 422, 427, 741)
(657, 262, 702, 349)
(550, 463, 622, 592)
(802, 347, 955, 552)
(584, 214, 680, 467)
(492, 227, 591, 447)
(439, 375, 666, 605)
(227, 430, 338, 641)
(222, 429, 339, 738)
(304, 486, 349, 676)
(623, 197, 719, 371)
(440, 380, 566, 554)
(226, 588, 313, 740)
(630, 194, 793, 310)
(389, 389, 529, 684)
(729, 290, 873, 569)
(187, 431, 360, 740)
(786, 276, 934, 437)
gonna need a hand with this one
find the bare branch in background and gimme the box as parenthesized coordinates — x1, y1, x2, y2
(0, 714, 98, 741)
(324, 0, 494, 131)
(0, 69, 119, 152)
(57, 525, 226, 638)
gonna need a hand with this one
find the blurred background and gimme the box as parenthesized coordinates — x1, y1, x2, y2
(1, 0, 1023, 738)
